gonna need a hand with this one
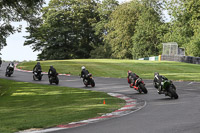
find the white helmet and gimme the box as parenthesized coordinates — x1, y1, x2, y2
(81, 66, 85, 70)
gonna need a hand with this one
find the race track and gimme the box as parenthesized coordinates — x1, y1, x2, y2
(1, 63, 200, 133)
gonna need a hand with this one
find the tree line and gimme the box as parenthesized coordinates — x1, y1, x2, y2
(1, 0, 200, 60)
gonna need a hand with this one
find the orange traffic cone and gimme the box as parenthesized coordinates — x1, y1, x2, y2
(103, 100, 106, 104)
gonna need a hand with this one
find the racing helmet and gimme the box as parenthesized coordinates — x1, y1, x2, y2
(81, 66, 85, 70)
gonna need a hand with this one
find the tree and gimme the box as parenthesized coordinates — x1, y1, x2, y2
(25, 0, 101, 60)
(132, 0, 165, 58)
(164, 0, 200, 56)
(104, 0, 165, 59)
(0, 0, 45, 51)
(90, 0, 119, 58)
(104, 1, 142, 59)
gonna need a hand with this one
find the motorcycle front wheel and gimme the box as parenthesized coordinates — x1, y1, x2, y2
(55, 77, 59, 85)
(139, 84, 148, 94)
(38, 76, 42, 81)
(168, 87, 178, 99)
(33, 75, 36, 80)
(91, 79, 95, 87)
(49, 78, 52, 84)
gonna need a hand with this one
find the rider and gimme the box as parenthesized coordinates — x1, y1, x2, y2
(81, 66, 89, 81)
(33, 62, 42, 75)
(7, 62, 14, 72)
(127, 70, 139, 88)
(48, 65, 58, 77)
(153, 72, 168, 94)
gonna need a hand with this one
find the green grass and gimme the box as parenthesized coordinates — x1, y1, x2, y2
(0, 79, 125, 133)
(18, 59, 200, 81)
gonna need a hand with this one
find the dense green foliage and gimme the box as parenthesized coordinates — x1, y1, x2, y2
(0, 78, 124, 133)
(25, 0, 102, 59)
(0, 0, 45, 51)
(24, 0, 167, 60)
(24, 0, 118, 60)
(18, 59, 200, 81)
(164, 0, 200, 56)
(1, 0, 200, 59)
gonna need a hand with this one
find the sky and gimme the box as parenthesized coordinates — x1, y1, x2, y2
(1, 0, 166, 61)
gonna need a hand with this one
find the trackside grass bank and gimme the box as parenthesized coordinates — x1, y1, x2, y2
(0, 79, 125, 133)
(18, 59, 200, 81)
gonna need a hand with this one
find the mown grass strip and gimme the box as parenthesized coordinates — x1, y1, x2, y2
(0, 78, 125, 133)
(17, 59, 200, 81)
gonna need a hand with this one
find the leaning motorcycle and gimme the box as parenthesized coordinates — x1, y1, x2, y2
(48, 73, 59, 85)
(82, 73, 95, 87)
(33, 70, 43, 81)
(130, 78, 148, 94)
(154, 80, 178, 99)
(5, 66, 14, 77)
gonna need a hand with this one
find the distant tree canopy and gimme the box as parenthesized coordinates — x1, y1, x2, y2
(2, 0, 200, 59)
(105, 0, 165, 59)
(162, 0, 200, 57)
(25, 0, 115, 60)
(0, 0, 45, 51)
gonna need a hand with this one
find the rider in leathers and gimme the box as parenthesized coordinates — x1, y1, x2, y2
(6, 62, 14, 73)
(127, 70, 139, 88)
(48, 66, 58, 78)
(81, 66, 89, 82)
(33, 62, 42, 75)
(153, 72, 168, 94)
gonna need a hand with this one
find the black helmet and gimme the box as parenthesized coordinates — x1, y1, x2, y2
(50, 65, 53, 68)
(37, 62, 40, 65)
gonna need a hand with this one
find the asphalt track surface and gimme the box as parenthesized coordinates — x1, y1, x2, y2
(1, 63, 200, 133)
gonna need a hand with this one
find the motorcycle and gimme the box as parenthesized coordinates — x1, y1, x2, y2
(5, 66, 14, 77)
(33, 70, 43, 81)
(82, 73, 95, 87)
(48, 73, 59, 85)
(130, 78, 148, 94)
(154, 80, 178, 99)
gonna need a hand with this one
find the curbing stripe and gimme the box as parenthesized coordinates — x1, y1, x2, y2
(17, 93, 145, 133)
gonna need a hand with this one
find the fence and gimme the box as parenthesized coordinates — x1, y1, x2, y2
(161, 55, 200, 64)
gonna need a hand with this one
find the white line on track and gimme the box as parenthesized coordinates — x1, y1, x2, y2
(153, 102, 185, 106)
(188, 82, 193, 85)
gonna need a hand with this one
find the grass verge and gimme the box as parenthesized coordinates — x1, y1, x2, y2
(0, 78, 125, 133)
(17, 59, 200, 81)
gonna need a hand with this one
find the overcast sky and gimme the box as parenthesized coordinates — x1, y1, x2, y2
(1, 0, 166, 61)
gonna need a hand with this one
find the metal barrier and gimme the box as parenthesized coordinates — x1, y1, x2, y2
(161, 55, 200, 64)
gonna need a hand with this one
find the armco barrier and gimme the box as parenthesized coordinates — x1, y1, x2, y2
(161, 55, 200, 64)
